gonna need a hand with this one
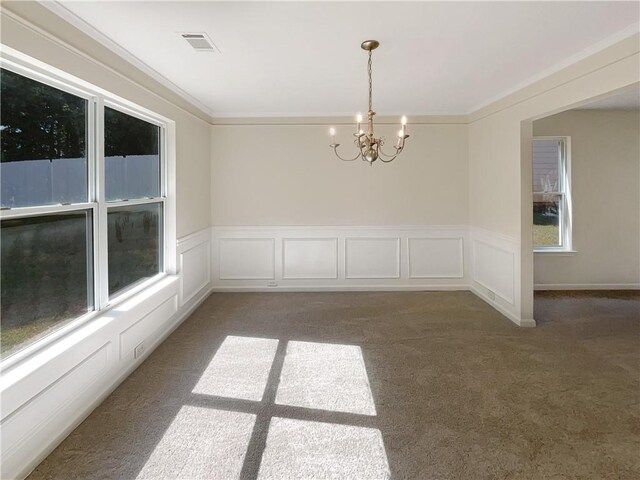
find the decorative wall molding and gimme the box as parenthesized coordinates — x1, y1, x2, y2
(219, 238, 275, 280)
(345, 237, 400, 279)
(119, 297, 178, 360)
(468, 227, 533, 327)
(1, 342, 111, 465)
(472, 237, 515, 305)
(282, 238, 339, 279)
(178, 228, 212, 305)
(408, 237, 464, 278)
(212, 226, 470, 290)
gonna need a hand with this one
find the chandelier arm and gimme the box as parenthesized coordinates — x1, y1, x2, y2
(379, 153, 400, 163)
(332, 144, 362, 162)
(378, 143, 401, 159)
(379, 140, 407, 159)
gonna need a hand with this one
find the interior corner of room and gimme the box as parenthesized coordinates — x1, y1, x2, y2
(0, 1, 638, 479)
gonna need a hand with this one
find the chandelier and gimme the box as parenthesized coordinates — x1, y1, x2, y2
(329, 40, 409, 165)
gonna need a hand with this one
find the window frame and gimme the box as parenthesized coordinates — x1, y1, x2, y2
(532, 136, 573, 253)
(0, 46, 177, 369)
(101, 98, 167, 302)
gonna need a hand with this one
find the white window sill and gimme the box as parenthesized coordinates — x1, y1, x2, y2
(0, 274, 179, 422)
(534, 249, 577, 256)
(0, 274, 177, 377)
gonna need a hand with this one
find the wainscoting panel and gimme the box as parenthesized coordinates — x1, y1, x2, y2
(469, 227, 529, 327)
(177, 228, 212, 306)
(212, 226, 470, 290)
(219, 238, 275, 280)
(181, 241, 210, 302)
(408, 237, 464, 278)
(0, 342, 111, 463)
(119, 296, 178, 360)
(283, 238, 339, 279)
(345, 238, 400, 279)
(472, 238, 515, 304)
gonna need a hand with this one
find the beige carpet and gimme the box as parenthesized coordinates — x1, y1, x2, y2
(28, 291, 639, 479)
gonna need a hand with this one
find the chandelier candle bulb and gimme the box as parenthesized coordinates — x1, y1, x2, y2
(329, 127, 336, 144)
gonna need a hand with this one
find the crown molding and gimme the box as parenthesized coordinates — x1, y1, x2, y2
(209, 115, 469, 126)
(467, 22, 640, 117)
(37, 0, 215, 120)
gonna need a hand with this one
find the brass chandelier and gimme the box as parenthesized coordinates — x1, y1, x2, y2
(329, 40, 409, 165)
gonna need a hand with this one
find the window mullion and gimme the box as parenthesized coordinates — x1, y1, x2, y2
(95, 98, 109, 311)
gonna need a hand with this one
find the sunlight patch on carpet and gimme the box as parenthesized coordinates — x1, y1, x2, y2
(192, 335, 278, 400)
(275, 341, 376, 415)
(257, 417, 390, 479)
(136, 406, 255, 479)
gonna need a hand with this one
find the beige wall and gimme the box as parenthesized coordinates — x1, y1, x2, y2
(1, 2, 212, 238)
(211, 122, 468, 226)
(533, 109, 640, 287)
(468, 34, 640, 321)
(469, 36, 640, 238)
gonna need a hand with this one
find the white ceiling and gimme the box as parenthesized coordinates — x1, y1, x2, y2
(52, 1, 640, 117)
(575, 89, 640, 110)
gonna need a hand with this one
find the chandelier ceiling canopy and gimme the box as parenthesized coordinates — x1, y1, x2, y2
(329, 40, 409, 165)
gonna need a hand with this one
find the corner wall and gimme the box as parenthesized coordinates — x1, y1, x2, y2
(468, 33, 640, 324)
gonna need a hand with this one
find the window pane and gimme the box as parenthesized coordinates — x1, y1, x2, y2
(533, 193, 561, 247)
(104, 107, 160, 201)
(1, 211, 93, 358)
(532, 139, 560, 193)
(1, 69, 88, 208)
(108, 203, 162, 296)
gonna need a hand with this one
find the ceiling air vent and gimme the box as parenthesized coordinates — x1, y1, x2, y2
(181, 33, 217, 52)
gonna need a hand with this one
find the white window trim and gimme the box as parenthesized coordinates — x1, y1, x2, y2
(533, 136, 573, 254)
(0, 45, 177, 370)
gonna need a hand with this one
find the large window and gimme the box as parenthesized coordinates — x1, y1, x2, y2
(532, 137, 572, 251)
(0, 65, 167, 359)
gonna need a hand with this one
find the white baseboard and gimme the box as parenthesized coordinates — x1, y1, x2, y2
(212, 285, 468, 292)
(471, 285, 536, 328)
(535, 283, 640, 290)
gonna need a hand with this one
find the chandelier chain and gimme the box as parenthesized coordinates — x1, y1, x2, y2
(368, 50, 373, 113)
